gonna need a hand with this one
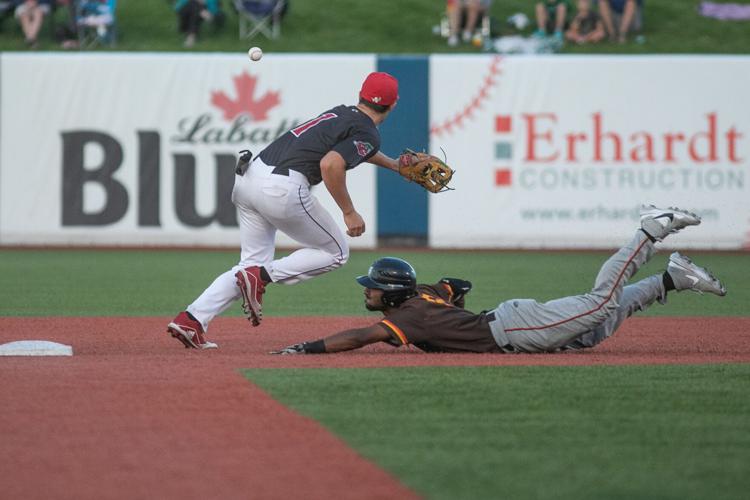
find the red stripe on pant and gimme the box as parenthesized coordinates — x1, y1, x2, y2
(505, 236, 650, 332)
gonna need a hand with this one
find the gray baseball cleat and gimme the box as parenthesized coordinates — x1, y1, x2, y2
(640, 204, 701, 241)
(667, 252, 727, 296)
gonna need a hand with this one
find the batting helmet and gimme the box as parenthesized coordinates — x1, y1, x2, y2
(356, 257, 417, 307)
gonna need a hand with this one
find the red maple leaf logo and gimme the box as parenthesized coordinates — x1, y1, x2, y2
(211, 71, 281, 121)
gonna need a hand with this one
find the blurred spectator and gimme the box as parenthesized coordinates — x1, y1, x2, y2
(15, 0, 53, 47)
(54, 0, 79, 49)
(534, 0, 571, 41)
(446, 0, 491, 47)
(598, 0, 643, 43)
(565, 0, 604, 44)
(174, 0, 220, 47)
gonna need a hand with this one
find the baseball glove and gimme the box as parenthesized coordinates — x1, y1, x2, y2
(398, 149, 455, 193)
(440, 277, 472, 308)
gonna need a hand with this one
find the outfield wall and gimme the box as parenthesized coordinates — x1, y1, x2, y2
(0, 53, 378, 248)
(1, 53, 748, 249)
(429, 55, 750, 249)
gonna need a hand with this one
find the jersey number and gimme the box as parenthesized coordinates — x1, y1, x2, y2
(291, 112, 338, 137)
(419, 293, 452, 307)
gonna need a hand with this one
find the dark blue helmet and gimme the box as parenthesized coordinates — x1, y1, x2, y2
(356, 257, 417, 307)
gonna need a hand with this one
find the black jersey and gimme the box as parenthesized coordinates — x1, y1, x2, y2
(258, 105, 381, 185)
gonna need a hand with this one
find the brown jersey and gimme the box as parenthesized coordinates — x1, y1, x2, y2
(377, 283, 501, 353)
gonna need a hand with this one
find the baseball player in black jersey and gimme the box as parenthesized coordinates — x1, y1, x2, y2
(273, 205, 727, 355)
(168, 72, 405, 349)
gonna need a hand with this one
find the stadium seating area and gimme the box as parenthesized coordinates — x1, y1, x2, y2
(0, 0, 746, 53)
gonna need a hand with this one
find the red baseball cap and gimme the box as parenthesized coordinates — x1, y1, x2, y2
(359, 72, 399, 107)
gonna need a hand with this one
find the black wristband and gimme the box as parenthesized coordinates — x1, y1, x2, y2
(303, 339, 326, 354)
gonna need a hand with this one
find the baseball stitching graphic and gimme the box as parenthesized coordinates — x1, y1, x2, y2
(430, 56, 502, 137)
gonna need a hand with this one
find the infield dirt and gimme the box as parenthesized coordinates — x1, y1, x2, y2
(1, 316, 749, 500)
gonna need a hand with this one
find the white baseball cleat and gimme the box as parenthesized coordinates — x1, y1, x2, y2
(667, 252, 727, 296)
(640, 204, 701, 241)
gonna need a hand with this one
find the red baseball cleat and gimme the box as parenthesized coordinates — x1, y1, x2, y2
(167, 311, 217, 349)
(235, 266, 266, 326)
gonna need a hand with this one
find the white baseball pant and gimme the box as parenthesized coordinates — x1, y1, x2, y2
(186, 157, 349, 331)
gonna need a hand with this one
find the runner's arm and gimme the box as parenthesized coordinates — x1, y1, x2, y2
(271, 324, 392, 354)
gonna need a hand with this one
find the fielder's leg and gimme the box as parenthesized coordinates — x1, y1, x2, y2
(183, 207, 276, 331)
(232, 196, 278, 326)
(262, 186, 350, 285)
(233, 163, 349, 324)
(185, 170, 277, 330)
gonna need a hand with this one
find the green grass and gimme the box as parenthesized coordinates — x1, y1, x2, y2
(0, 0, 747, 53)
(245, 364, 750, 500)
(0, 248, 747, 316)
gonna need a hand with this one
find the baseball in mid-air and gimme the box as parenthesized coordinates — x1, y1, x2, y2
(248, 47, 263, 61)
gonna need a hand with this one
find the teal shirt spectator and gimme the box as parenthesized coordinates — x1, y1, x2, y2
(174, 0, 220, 16)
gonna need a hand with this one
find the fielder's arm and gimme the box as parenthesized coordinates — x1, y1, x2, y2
(271, 324, 391, 355)
(367, 151, 399, 172)
(320, 151, 365, 237)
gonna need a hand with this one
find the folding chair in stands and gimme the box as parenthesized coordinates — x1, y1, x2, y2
(233, 0, 286, 40)
(77, 0, 117, 48)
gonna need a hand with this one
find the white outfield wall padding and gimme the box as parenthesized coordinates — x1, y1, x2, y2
(0, 53, 378, 248)
(1, 54, 749, 249)
(428, 55, 750, 249)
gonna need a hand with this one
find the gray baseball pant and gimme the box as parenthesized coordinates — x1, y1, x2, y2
(488, 230, 666, 353)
